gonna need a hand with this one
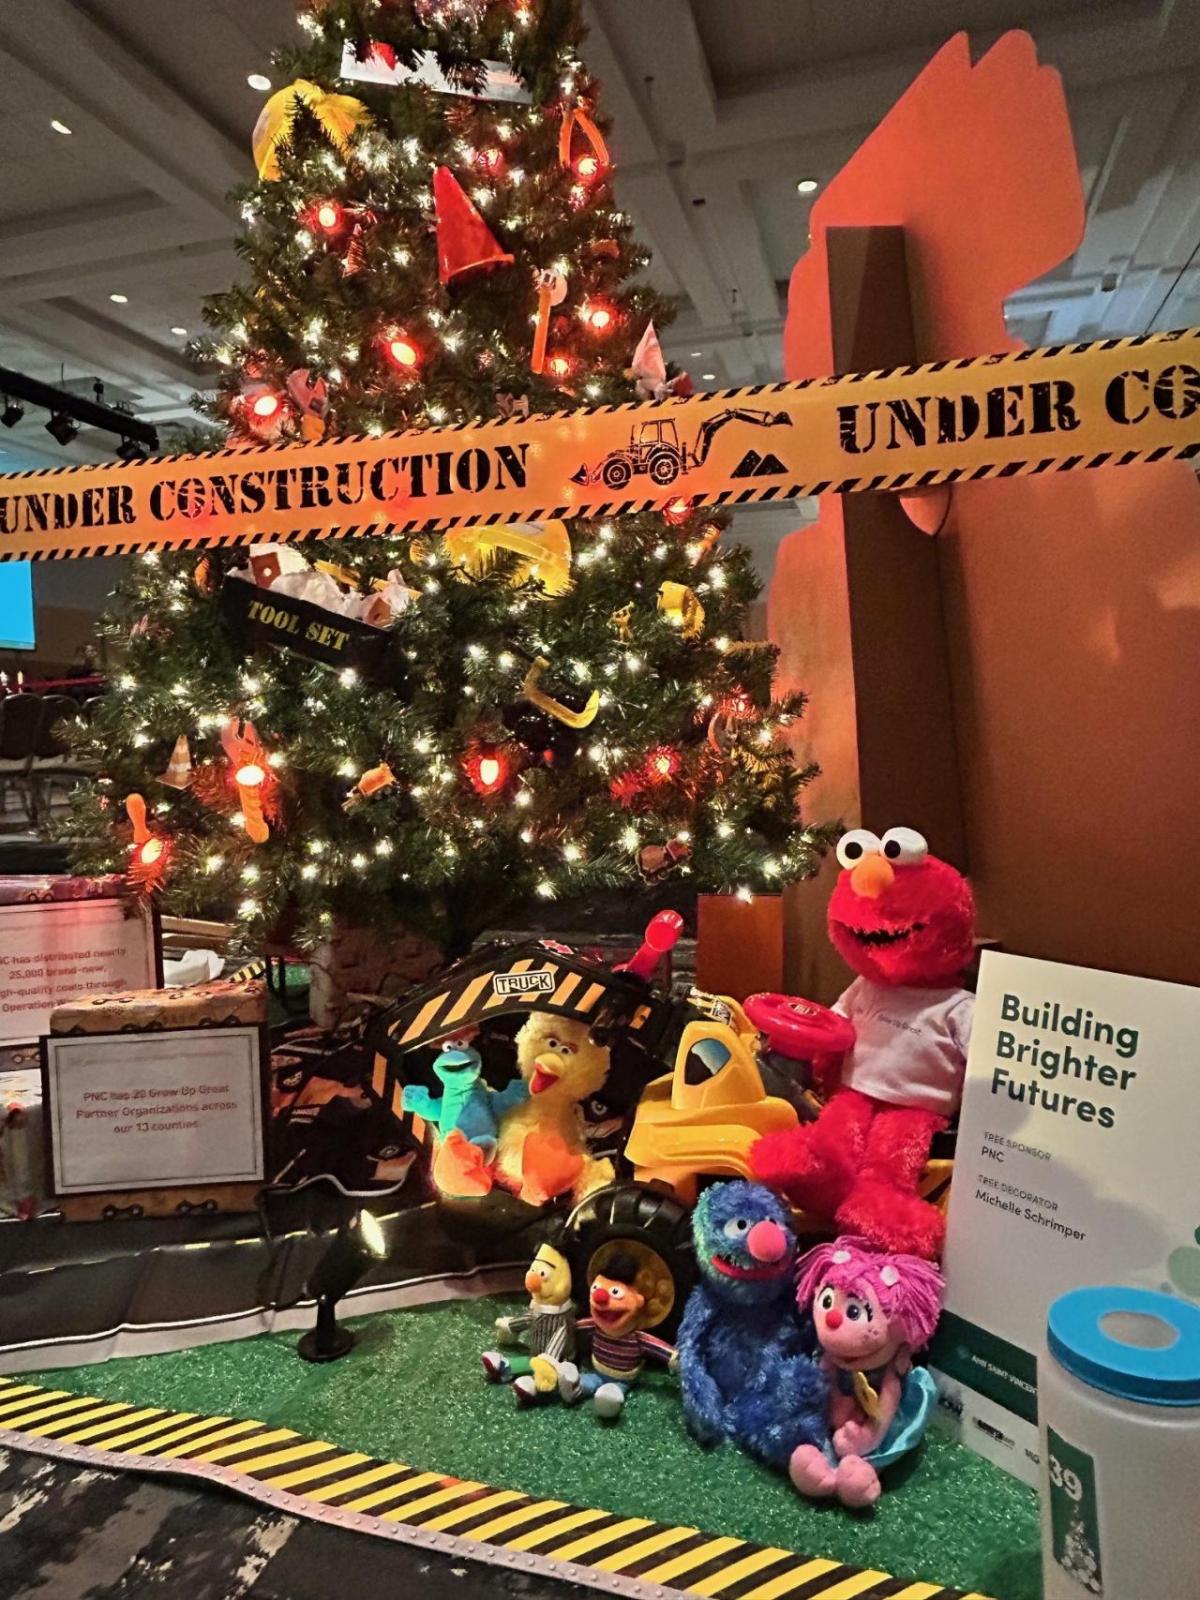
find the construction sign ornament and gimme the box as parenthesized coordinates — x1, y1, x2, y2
(2, 328, 1199, 562)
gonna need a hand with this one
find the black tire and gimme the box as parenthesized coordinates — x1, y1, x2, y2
(559, 1182, 696, 1339)
(602, 456, 633, 489)
(648, 450, 681, 486)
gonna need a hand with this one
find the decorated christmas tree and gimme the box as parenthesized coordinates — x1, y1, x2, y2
(58, 0, 826, 997)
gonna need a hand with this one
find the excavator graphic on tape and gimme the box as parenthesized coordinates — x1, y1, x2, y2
(570, 407, 792, 491)
(365, 912, 954, 1335)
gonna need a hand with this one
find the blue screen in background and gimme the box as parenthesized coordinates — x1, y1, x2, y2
(0, 562, 35, 650)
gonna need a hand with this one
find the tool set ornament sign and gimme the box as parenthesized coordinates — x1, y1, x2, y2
(1, 329, 1198, 563)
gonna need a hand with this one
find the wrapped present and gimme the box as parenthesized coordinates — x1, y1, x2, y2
(50, 977, 265, 1036)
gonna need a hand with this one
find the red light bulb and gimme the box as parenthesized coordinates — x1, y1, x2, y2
(382, 328, 420, 370)
(478, 147, 505, 176)
(252, 392, 281, 419)
(548, 353, 571, 378)
(465, 745, 510, 797)
(576, 154, 600, 179)
(315, 199, 343, 233)
(586, 304, 613, 331)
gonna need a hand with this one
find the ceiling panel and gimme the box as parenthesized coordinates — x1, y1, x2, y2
(690, 0, 1148, 91)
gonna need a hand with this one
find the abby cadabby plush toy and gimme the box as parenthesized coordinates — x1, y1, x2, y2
(752, 826, 975, 1258)
(789, 1237, 944, 1507)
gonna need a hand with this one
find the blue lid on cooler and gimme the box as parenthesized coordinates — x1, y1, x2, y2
(1048, 1286, 1200, 1407)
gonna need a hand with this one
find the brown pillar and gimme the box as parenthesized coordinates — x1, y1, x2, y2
(774, 226, 965, 1000)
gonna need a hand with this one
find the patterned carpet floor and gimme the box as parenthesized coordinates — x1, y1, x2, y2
(0, 1442, 591, 1600)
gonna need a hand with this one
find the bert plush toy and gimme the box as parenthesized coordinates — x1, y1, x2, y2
(752, 827, 975, 1258)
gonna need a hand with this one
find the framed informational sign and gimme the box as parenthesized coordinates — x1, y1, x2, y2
(44, 1026, 267, 1195)
(0, 895, 158, 1047)
(929, 951, 1200, 1485)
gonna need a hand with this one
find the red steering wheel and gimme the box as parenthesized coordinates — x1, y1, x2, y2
(744, 992, 856, 1062)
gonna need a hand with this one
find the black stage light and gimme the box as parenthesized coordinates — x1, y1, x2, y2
(45, 411, 79, 446)
(298, 1209, 388, 1363)
(1, 400, 23, 428)
(116, 436, 149, 463)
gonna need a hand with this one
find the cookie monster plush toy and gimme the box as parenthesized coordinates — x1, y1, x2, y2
(677, 1181, 827, 1471)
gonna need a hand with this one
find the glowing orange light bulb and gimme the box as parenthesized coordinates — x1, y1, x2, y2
(234, 761, 269, 844)
(478, 757, 501, 790)
(576, 154, 599, 178)
(588, 305, 613, 330)
(138, 837, 164, 866)
(315, 200, 342, 231)
(252, 392, 280, 418)
(548, 353, 571, 378)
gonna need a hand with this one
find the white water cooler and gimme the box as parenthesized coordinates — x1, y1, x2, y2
(1038, 1285, 1200, 1599)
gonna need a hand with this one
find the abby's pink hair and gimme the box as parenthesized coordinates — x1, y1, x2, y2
(795, 1236, 944, 1351)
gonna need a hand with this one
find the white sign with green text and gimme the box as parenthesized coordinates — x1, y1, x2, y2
(929, 950, 1200, 1486)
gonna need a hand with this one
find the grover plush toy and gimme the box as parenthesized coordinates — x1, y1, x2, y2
(677, 1181, 828, 1471)
(789, 1237, 944, 1507)
(752, 826, 974, 1258)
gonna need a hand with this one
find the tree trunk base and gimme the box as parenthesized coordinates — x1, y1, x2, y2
(308, 916, 442, 1030)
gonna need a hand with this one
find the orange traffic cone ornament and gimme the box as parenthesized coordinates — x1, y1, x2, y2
(433, 166, 513, 285)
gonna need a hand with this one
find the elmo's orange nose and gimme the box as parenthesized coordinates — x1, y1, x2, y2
(849, 852, 895, 898)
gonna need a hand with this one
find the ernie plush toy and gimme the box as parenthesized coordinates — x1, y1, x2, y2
(752, 826, 975, 1259)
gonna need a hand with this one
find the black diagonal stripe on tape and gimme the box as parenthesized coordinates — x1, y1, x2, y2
(479, 1503, 589, 1548)
(317, 1465, 431, 1509)
(538, 1513, 630, 1557)
(26, 1402, 140, 1439)
(1180, 441, 1200, 458)
(244, 1446, 346, 1485)
(1089, 452, 1111, 468)
(998, 461, 1026, 476)
(443, 1495, 540, 1538)
(618, 1529, 712, 1578)
(400, 1483, 506, 1527)
(969, 463, 995, 480)
(183, 1427, 280, 1463)
(780, 1565, 864, 1599)
(835, 479, 862, 494)
(708, 1550, 809, 1599)
(1146, 445, 1172, 461)
(1060, 454, 1083, 470)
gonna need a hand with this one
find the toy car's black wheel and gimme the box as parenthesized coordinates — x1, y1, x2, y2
(602, 456, 633, 489)
(560, 1182, 695, 1339)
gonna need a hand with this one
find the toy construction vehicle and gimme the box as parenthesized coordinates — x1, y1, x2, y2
(364, 913, 855, 1332)
(569, 407, 792, 491)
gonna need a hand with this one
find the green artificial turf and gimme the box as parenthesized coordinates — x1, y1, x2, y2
(32, 1297, 1041, 1600)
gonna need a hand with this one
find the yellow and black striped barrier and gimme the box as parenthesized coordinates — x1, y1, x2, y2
(0, 1375, 994, 1600)
(1, 327, 1197, 562)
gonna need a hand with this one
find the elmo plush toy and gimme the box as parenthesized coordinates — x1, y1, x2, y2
(752, 826, 975, 1258)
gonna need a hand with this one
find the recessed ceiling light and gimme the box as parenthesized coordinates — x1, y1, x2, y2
(796, 178, 819, 194)
(171, 326, 188, 337)
(109, 293, 128, 304)
(50, 119, 72, 136)
(247, 73, 272, 91)
(702, 372, 717, 381)
(690, 350, 703, 358)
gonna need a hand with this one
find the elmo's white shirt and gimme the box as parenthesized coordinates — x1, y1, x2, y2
(833, 977, 974, 1116)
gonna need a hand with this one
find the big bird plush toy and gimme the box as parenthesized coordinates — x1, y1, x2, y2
(752, 827, 975, 1259)
(494, 1014, 615, 1206)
